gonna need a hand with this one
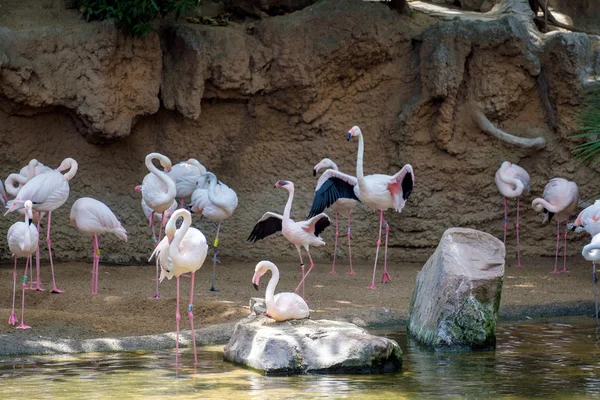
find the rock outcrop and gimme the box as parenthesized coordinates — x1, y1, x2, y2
(223, 314, 403, 374)
(407, 228, 505, 351)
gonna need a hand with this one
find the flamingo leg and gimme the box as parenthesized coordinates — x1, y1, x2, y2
(152, 214, 165, 300)
(93, 234, 101, 295)
(23, 255, 31, 291)
(210, 222, 222, 292)
(515, 197, 523, 268)
(91, 236, 96, 294)
(381, 219, 391, 284)
(179, 199, 184, 209)
(295, 247, 305, 299)
(294, 248, 315, 295)
(150, 211, 157, 244)
(175, 276, 181, 367)
(552, 216, 561, 274)
(47, 212, 64, 294)
(16, 256, 31, 330)
(503, 196, 508, 245)
(188, 272, 198, 365)
(561, 218, 569, 273)
(33, 213, 45, 291)
(369, 210, 384, 289)
(594, 261, 599, 331)
(331, 212, 339, 274)
(8, 256, 18, 325)
(347, 210, 356, 275)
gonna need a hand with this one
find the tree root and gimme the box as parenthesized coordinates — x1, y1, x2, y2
(472, 105, 547, 149)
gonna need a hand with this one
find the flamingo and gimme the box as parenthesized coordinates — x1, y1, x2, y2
(5, 157, 78, 294)
(7, 200, 39, 329)
(150, 208, 208, 366)
(5, 159, 49, 291)
(495, 161, 530, 267)
(248, 180, 330, 297)
(0, 179, 7, 209)
(141, 198, 177, 235)
(309, 127, 414, 289)
(252, 261, 310, 322)
(311, 158, 359, 275)
(532, 178, 579, 274)
(581, 232, 600, 329)
(70, 197, 128, 295)
(134, 152, 176, 299)
(167, 159, 207, 208)
(188, 172, 238, 292)
(571, 200, 600, 237)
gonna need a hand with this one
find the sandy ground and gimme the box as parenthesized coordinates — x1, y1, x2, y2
(0, 255, 597, 346)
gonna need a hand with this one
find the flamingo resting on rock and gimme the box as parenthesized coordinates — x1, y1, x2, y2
(582, 233, 600, 329)
(70, 198, 128, 295)
(188, 172, 237, 292)
(532, 177, 579, 274)
(252, 261, 310, 322)
(248, 180, 330, 298)
(5, 158, 78, 294)
(495, 161, 530, 267)
(135, 152, 176, 299)
(311, 158, 359, 275)
(7, 200, 39, 329)
(150, 208, 208, 366)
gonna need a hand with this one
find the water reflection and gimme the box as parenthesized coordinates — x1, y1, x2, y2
(0, 316, 599, 399)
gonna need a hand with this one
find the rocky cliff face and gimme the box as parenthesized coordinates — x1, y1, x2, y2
(0, 0, 598, 264)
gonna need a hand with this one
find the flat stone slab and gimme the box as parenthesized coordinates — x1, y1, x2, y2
(223, 315, 403, 374)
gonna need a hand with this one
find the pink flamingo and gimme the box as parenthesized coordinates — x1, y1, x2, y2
(532, 178, 579, 274)
(572, 200, 600, 237)
(494, 161, 530, 267)
(0, 178, 7, 208)
(70, 197, 128, 295)
(5, 159, 50, 291)
(134, 152, 176, 299)
(582, 232, 600, 328)
(5, 158, 78, 294)
(150, 209, 208, 366)
(311, 158, 359, 275)
(167, 159, 207, 208)
(7, 200, 38, 329)
(248, 180, 330, 297)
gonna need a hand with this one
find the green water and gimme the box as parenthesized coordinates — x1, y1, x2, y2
(1, 317, 600, 399)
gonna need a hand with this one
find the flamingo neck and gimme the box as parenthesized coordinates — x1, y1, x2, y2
(5, 174, 27, 197)
(62, 159, 79, 181)
(328, 160, 339, 171)
(583, 242, 600, 261)
(356, 132, 365, 184)
(146, 155, 176, 201)
(264, 264, 279, 311)
(206, 174, 226, 209)
(283, 186, 295, 222)
(532, 198, 560, 213)
(498, 166, 524, 197)
(169, 211, 191, 267)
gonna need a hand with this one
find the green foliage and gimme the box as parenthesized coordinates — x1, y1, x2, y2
(572, 85, 600, 166)
(76, 0, 197, 37)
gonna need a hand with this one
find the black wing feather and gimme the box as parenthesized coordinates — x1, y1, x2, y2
(314, 217, 331, 237)
(402, 171, 414, 201)
(247, 216, 283, 242)
(308, 177, 359, 218)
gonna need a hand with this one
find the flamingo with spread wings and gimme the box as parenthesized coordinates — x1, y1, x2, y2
(311, 158, 359, 274)
(248, 180, 330, 297)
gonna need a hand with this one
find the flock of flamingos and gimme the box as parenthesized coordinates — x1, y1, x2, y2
(2, 125, 600, 364)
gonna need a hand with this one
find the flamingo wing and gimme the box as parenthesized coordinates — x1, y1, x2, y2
(248, 212, 283, 242)
(309, 170, 359, 218)
(303, 213, 330, 237)
(387, 164, 414, 212)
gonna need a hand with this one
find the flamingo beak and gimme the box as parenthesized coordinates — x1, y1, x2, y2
(252, 272, 260, 290)
(312, 169, 316, 177)
(164, 167, 172, 173)
(167, 235, 174, 245)
(2, 192, 7, 203)
(346, 132, 352, 141)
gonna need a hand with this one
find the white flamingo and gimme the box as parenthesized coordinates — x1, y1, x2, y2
(150, 209, 208, 366)
(494, 161, 530, 267)
(188, 171, 238, 292)
(5, 158, 78, 294)
(572, 200, 600, 237)
(167, 159, 207, 208)
(134, 152, 176, 299)
(141, 198, 177, 231)
(582, 233, 600, 328)
(532, 178, 579, 274)
(70, 197, 128, 295)
(7, 200, 38, 329)
(248, 180, 330, 297)
(311, 158, 359, 274)
(252, 261, 310, 322)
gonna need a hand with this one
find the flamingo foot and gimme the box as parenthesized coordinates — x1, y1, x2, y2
(381, 271, 391, 284)
(209, 285, 220, 292)
(329, 268, 336, 275)
(8, 313, 18, 325)
(347, 268, 357, 275)
(560, 268, 569, 274)
(16, 323, 31, 330)
(368, 284, 376, 289)
(50, 286, 64, 294)
(551, 269, 561, 275)
(514, 263, 523, 268)
(33, 282, 46, 291)
(151, 294, 161, 300)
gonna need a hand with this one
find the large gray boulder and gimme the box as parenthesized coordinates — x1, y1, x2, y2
(407, 228, 505, 351)
(223, 313, 402, 374)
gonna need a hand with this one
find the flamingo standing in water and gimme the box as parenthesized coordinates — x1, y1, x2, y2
(135, 152, 176, 299)
(70, 197, 128, 294)
(5, 159, 50, 291)
(495, 161, 530, 267)
(248, 180, 330, 297)
(582, 233, 600, 329)
(150, 209, 208, 366)
(167, 159, 207, 208)
(188, 172, 237, 292)
(7, 200, 39, 329)
(5, 158, 78, 294)
(532, 177, 579, 274)
(311, 158, 359, 275)
(252, 261, 310, 322)
(308, 126, 414, 289)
